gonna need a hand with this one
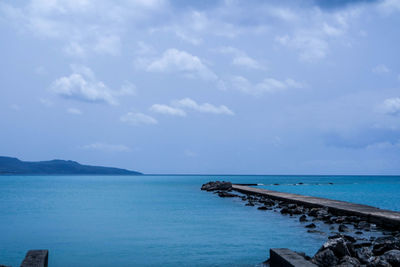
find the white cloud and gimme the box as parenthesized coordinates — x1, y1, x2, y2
(218, 46, 263, 70)
(94, 35, 121, 56)
(381, 97, 400, 116)
(67, 108, 82, 115)
(145, 49, 218, 81)
(378, 0, 400, 14)
(229, 76, 304, 95)
(81, 142, 130, 152)
(174, 98, 234, 115)
(120, 112, 158, 125)
(276, 33, 329, 62)
(372, 64, 390, 74)
(50, 65, 134, 105)
(150, 104, 186, 117)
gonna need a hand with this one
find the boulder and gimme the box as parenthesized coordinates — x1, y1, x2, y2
(339, 224, 351, 232)
(306, 223, 317, 228)
(355, 247, 373, 264)
(367, 256, 391, 267)
(381, 250, 400, 267)
(217, 191, 238, 198)
(201, 181, 232, 191)
(337, 256, 360, 266)
(312, 249, 338, 267)
(299, 215, 308, 222)
(319, 238, 351, 258)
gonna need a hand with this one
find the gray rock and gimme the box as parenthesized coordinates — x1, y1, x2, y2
(312, 249, 338, 267)
(300, 214, 308, 222)
(339, 224, 351, 232)
(381, 250, 400, 267)
(355, 247, 373, 264)
(319, 238, 351, 258)
(201, 181, 232, 191)
(337, 256, 361, 266)
(367, 256, 391, 267)
(306, 223, 317, 228)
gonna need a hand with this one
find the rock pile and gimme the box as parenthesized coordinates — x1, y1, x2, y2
(312, 235, 400, 266)
(201, 181, 232, 191)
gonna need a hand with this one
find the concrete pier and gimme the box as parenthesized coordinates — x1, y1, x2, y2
(232, 185, 400, 228)
(269, 248, 317, 267)
(20, 250, 48, 267)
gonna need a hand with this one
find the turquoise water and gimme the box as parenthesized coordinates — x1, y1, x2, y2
(0, 175, 399, 266)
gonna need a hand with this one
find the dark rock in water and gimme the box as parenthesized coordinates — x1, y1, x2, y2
(372, 236, 400, 256)
(292, 207, 304, 215)
(262, 199, 275, 206)
(381, 249, 400, 266)
(306, 223, 317, 228)
(245, 201, 255, 206)
(288, 203, 297, 209)
(298, 182, 304, 185)
(273, 183, 279, 185)
(319, 238, 351, 258)
(355, 247, 373, 264)
(337, 255, 360, 266)
(339, 224, 351, 232)
(258, 206, 268, 210)
(328, 182, 333, 185)
(201, 181, 232, 191)
(357, 221, 370, 229)
(368, 256, 391, 267)
(355, 231, 363, 235)
(217, 191, 238, 198)
(312, 249, 338, 267)
(299, 215, 308, 222)
(280, 207, 290, 215)
(308, 230, 325, 235)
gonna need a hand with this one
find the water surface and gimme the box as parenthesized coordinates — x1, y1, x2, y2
(0, 175, 398, 266)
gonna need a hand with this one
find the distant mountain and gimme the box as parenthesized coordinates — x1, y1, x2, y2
(0, 156, 142, 175)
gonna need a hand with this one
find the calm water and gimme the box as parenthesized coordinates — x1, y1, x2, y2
(0, 175, 399, 266)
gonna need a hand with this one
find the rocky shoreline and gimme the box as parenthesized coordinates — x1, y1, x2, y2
(201, 181, 400, 267)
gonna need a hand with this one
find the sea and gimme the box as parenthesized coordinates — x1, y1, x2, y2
(0, 175, 399, 266)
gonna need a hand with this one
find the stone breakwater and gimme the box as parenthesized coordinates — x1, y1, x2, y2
(201, 181, 400, 267)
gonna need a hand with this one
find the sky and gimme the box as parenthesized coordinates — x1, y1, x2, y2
(0, 0, 400, 175)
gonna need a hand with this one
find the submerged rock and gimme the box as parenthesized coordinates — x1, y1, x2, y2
(217, 191, 238, 198)
(299, 214, 308, 222)
(339, 224, 351, 232)
(306, 223, 317, 228)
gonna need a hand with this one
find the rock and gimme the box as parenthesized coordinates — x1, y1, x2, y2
(319, 238, 351, 258)
(367, 256, 391, 267)
(337, 256, 360, 266)
(245, 201, 255, 206)
(291, 207, 304, 215)
(280, 207, 290, 215)
(381, 250, 400, 266)
(262, 199, 275, 206)
(357, 221, 371, 229)
(373, 237, 400, 256)
(299, 215, 308, 222)
(339, 224, 351, 232)
(355, 247, 373, 264)
(201, 181, 232, 191)
(308, 230, 325, 235)
(217, 191, 238, 198)
(312, 249, 338, 267)
(273, 183, 279, 185)
(355, 231, 363, 235)
(288, 203, 297, 209)
(306, 223, 316, 228)
(257, 206, 268, 210)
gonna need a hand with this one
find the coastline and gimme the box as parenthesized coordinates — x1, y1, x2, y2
(202, 181, 400, 266)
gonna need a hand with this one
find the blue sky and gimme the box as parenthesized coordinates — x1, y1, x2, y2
(1, 0, 400, 174)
